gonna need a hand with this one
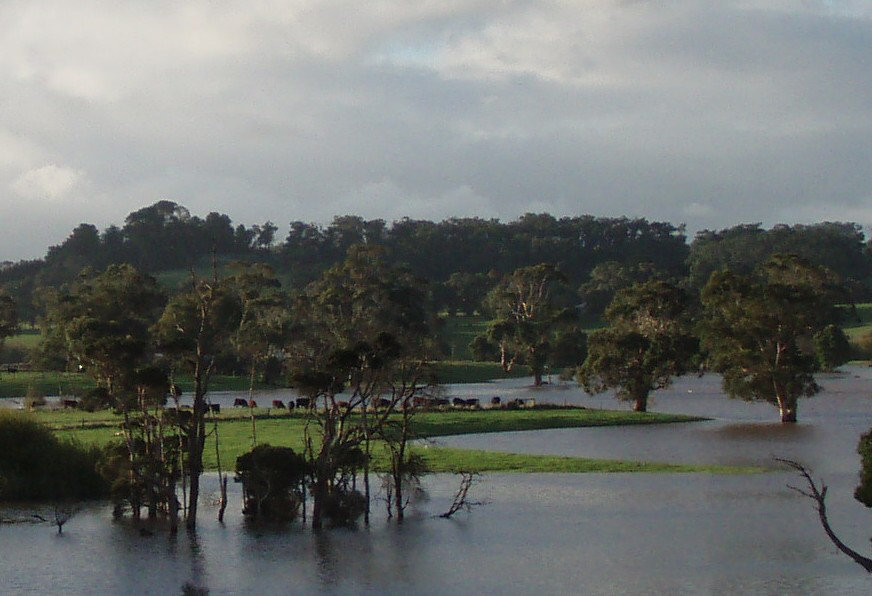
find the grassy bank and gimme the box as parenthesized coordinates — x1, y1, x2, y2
(47, 407, 756, 475)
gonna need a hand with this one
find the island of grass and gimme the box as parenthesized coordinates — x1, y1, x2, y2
(41, 406, 760, 475)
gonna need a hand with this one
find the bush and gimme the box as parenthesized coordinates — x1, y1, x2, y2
(323, 488, 366, 527)
(235, 444, 308, 521)
(0, 411, 108, 501)
(79, 387, 112, 412)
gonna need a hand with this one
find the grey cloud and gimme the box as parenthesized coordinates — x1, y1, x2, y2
(1, 1, 870, 259)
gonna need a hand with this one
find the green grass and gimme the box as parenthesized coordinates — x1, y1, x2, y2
(49, 406, 758, 475)
(438, 315, 490, 360)
(842, 303, 872, 340)
(4, 328, 42, 350)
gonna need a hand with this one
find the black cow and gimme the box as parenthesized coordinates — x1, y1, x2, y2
(272, 400, 286, 409)
(233, 398, 248, 407)
(491, 396, 501, 406)
(209, 403, 221, 414)
(61, 399, 79, 409)
(464, 398, 480, 408)
(295, 398, 311, 409)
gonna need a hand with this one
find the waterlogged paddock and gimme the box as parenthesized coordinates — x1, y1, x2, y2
(2, 367, 872, 594)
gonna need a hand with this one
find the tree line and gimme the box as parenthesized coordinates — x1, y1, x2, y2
(7, 200, 870, 325)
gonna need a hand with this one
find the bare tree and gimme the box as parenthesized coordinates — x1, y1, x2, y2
(439, 472, 485, 519)
(777, 458, 872, 573)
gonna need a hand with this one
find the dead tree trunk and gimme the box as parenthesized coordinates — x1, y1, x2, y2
(778, 458, 872, 573)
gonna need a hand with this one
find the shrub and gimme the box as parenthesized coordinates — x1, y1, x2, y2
(79, 387, 112, 412)
(0, 411, 108, 501)
(235, 444, 308, 521)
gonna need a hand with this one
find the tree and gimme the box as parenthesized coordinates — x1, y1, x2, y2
(225, 262, 289, 446)
(814, 324, 852, 372)
(235, 445, 308, 521)
(0, 293, 19, 355)
(578, 280, 698, 412)
(700, 254, 844, 423)
(481, 264, 579, 386)
(43, 265, 165, 394)
(780, 429, 872, 573)
(286, 245, 437, 528)
(153, 274, 237, 531)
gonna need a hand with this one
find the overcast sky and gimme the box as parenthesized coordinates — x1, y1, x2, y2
(1, 1, 870, 260)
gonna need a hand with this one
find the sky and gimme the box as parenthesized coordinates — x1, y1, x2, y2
(1, 1, 871, 260)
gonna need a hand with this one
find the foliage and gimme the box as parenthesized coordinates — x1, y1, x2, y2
(579, 261, 671, 315)
(481, 264, 584, 386)
(235, 444, 308, 521)
(700, 254, 844, 422)
(688, 222, 871, 299)
(42, 264, 166, 391)
(579, 280, 698, 412)
(813, 324, 852, 371)
(0, 292, 19, 350)
(856, 429, 872, 508)
(0, 411, 107, 501)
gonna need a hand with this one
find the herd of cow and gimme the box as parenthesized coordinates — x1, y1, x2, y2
(57, 394, 533, 411)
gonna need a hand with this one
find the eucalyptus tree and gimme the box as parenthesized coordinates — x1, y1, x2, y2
(578, 280, 698, 412)
(286, 245, 437, 527)
(152, 274, 237, 530)
(482, 264, 580, 386)
(42, 264, 166, 396)
(700, 254, 844, 422)
(225, 262, 289, 446)
(41, 265, 169, 519)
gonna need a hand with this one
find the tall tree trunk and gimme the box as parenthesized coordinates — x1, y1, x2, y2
(632, 394, 647, 412)
(186, 367, 206, 531)
(248, 361, 257, 447)
(780, 401, 797, 423)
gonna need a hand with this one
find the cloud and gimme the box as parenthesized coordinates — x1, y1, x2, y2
(10, 164, 85, 201)
(0, 1, 870, 259)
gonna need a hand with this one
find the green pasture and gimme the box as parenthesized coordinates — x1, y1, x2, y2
(47, 406, 756, 475)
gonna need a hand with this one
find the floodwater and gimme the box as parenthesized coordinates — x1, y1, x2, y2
(3, 368, 872, 594)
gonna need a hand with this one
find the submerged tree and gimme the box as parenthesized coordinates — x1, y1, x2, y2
(286, 245, 437, 528)
(779, 428, 872, 573)
(700, 254, 844, 422)
(578, 280, 698, 412)
(153, 274, 236, 531)
(235, 445, 308, 521)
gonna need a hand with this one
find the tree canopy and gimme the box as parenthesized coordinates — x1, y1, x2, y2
(578, 280, 698, 412)
(700, 254, 845, 422)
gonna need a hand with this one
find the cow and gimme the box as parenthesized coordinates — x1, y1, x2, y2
(61, 399, 79, 409)
(209, 403, 221, 414)
(295, 398, 311, 409)
(272, 400, 286, 409)
(452, 397, 466, 407)
(491, 396, 501, 406)
(434, 398, 450, 407)
(464, 398, 480, 408)
(375, 398, 392, 409)
(248, 400, 257, 408)
(233, 398, 248, 408)
(336, 401, 350, 409)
